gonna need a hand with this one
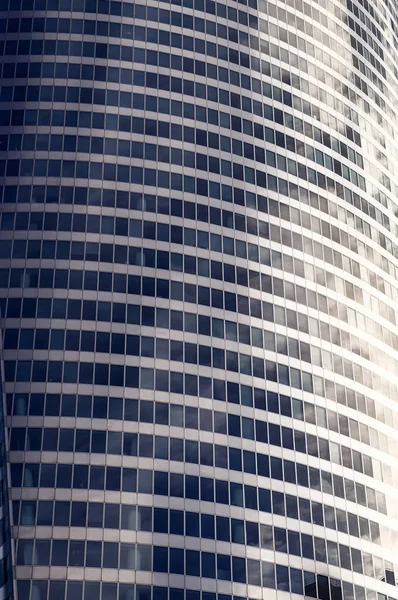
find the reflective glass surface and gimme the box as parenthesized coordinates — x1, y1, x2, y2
(1, 0, 398, 597)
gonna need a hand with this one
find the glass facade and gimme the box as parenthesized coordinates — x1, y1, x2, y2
(0, 351, 13, 600)
(0, 0, 398, 597)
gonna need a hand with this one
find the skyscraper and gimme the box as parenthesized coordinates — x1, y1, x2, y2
(0, 0, 398, 597)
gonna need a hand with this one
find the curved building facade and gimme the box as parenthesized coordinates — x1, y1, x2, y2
(0, 355, 14, 600)
(1, 0, 398, 598)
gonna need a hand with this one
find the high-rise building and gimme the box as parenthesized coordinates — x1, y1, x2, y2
(0, 0, 398, 598)
(0, 361, 13, 600)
